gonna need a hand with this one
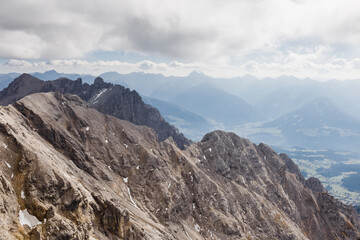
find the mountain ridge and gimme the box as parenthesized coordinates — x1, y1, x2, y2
(0, 73, 191, 149)
(0, 91, 358, 239)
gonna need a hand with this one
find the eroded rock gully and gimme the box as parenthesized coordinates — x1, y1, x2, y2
(0, 92, 358, 239)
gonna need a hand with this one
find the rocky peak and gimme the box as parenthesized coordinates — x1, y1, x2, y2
(280, 153, 306, 184)
(305, 177, 326, 192)
(0, 74, 191, 149)
(93, 76, 111, 89)
(0, 74, 45, 105)
(0, 92, 358, 239)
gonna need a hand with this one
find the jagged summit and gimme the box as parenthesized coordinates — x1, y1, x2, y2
(93, 76, 108, 88)
(0, 92, 358, 239)
(0, 74, 191, 149)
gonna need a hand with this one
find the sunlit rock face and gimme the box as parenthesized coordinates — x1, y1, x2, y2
(0, 74, 191, 150)
(0, 92, 358, 239)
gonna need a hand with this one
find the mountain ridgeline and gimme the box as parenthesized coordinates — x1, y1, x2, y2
(0, 73, 191, 149)
(0, 92, 358, 239)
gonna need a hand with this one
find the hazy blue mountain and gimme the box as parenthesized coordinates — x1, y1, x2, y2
(254, 85, 322, 120)
(259, 98, 360, 151)
(142, 96, 214, 140)
(168, 82, 259, 127)
(0, 73, 21, 90)
(33, 70, 96, 83)
(99, 71, 169, 96)
(149, 71, 211, 101)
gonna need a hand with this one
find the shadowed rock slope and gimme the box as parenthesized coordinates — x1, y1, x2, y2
(0, 92, 359, 240)
(0, 73, 190, 149)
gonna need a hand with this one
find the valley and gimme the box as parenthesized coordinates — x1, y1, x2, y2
(273, 147, 360, 205)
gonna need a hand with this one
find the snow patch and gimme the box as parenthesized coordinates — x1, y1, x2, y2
(19, 208, 41, 229)
(203, 155, 206, 160)
(194, 224, 201, 233)
(5, 161, 11, 168)
(107, 165, 112, 171)
(85, 127, 89, 131)
(168, 182, 171, 189)
(123, 144, 128, 149)
(21, 191, 25, 199)
(93, 89, 107, 102)
(105, 139, 108, 144)
(3, 143, 7, 149)
(127, 187, 139, 209)
(136, 166, 139, 170)
(123, 177, 128, 183)
(184, 228, 193, 240)
(11, 173, 14, 178)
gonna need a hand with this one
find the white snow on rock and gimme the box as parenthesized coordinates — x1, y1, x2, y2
(5, 161, 11, 168)
(3, 143, 7, 149)
(21, 191, 25, 199)
(194, 224, 201, 233)
(19, 208, 41, 229)
(127, 187, 139, 209)
(136, 166, 139, 170)
(11, 173, 14, 178)
(123, 177, 128, 183)
(123, 144, 128, 149)
(184, 229, 193, 240)
(86, 127, 89, 131)
(93, 89, 107, 102)
(105, 139, 108, 144)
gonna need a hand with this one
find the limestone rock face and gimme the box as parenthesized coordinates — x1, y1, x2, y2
(0, 74, 191, 149)
(0, 92, 358, 240)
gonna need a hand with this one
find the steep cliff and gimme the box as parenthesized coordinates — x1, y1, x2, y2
(0, 92, 358, 239)
(0, 74, 191, 149)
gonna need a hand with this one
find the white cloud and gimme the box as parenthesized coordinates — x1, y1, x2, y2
(1, 0, 360, 79)
(2, 55, 360, 80)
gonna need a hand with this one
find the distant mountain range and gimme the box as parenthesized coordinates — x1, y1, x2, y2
(0, 73, 191, 149)
(1, 90, 358, 239)
(167, 82, 259, 127)
(142, 96, 215, 140)
(1, 70, 360, 152)
(248, 98, 360, 151)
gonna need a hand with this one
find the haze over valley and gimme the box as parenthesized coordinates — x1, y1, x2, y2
(1, 0, 360, 239)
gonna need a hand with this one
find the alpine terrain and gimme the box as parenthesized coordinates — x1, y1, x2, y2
(0, 88, 359, 239)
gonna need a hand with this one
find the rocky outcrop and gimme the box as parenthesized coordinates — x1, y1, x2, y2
(0, 74, 191, 149)
(0, 92, 358, 239)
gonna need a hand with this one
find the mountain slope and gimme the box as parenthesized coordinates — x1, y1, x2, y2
(32, 70, 96, 84)
(0, 92, 358, 239)
(169, 82, 258, 127)
(142, 96, 215, 140)
(0, 73, 21, 91)
(263, 98, 360, 150)
(0, 74, 191, 149)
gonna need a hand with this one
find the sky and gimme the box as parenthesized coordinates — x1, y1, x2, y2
(1, 0, 360, 80)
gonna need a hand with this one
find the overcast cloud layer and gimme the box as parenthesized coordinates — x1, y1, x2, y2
(1, 0, 360, 79)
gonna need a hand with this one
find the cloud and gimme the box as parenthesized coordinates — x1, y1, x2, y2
(1, 0, 360, 62)
(2, 55, 360, 81)
(4, 59, 33, 67)
(1, 0, 360, 79)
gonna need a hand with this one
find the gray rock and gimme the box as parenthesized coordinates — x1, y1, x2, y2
(0, 92, 358, 239)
